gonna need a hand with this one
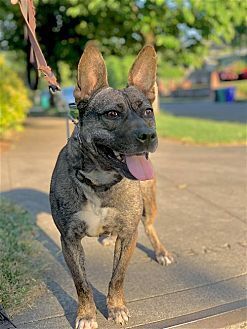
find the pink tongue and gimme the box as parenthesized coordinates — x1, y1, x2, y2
(125, 155, 154, 181)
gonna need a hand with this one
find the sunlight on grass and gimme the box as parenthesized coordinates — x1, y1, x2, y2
(156, 113, 246, 145)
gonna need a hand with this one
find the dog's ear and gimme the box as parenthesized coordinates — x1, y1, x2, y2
(128, 45, 157, 103)
(74, 41, 109, 103)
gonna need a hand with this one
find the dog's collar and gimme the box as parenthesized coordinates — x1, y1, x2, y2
(75, 169, 121, 193)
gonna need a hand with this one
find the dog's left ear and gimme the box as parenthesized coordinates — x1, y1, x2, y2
(128, 45, 157, 104)
(74, 41, 109, 104)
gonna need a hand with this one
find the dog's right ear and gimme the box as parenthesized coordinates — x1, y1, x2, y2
(74, 41, 109, 104)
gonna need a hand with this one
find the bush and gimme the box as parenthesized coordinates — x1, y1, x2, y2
(0, 54, 31, 136)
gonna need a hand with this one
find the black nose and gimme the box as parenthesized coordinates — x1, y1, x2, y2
(136, 130, 157, 143)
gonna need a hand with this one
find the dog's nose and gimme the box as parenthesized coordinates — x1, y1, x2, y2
(136, 130, 157, 144)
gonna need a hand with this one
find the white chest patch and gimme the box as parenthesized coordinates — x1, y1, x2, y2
(75, 184, 110, 237)
(77, 202, 109, 237)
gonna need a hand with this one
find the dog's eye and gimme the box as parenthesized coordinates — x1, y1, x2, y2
(144, 108, 154, 117)
(105, 111, 120, 119)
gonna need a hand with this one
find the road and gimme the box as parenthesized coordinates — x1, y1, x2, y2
(160, 99, 247, 123)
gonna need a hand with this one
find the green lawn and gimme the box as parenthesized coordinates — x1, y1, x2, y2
(0, 199, 44, 315)
(156, 113, 246, 145)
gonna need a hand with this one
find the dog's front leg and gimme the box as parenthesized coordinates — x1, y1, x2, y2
(107, 230, 138, 325)
(61, 235, 98, 329)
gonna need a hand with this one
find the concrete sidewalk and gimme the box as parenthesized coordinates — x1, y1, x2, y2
(1, 117, 246, 329)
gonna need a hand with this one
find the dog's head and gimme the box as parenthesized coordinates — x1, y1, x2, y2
(74, 42, 158, 181)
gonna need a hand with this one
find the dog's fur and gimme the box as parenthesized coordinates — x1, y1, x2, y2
(50, 42, 173, 329)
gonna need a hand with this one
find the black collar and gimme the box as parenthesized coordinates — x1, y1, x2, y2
(75, 169, 122, 193)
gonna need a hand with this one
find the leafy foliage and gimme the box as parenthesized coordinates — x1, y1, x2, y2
(105, 55, 184, 89)
(0, 0, 246, 79)
(0, 54, 31, 136)
(105, 55, 134, 88)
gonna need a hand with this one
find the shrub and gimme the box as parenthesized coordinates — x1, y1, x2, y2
(0, 54, 32, 136)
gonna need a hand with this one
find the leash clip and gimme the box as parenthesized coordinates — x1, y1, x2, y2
(49, 84, 60, 94)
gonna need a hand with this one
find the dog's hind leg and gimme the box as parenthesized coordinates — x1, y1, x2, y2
(107, 231, 137, 325)
(61, 234, 98, 329)
(141, 180, 174, 266)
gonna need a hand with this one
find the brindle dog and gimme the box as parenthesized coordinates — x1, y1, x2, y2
(50, 42, 173, 329)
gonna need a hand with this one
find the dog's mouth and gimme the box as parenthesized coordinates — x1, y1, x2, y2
(96, 144, 154, 181)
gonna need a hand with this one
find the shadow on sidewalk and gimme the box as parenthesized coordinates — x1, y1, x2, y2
(1, 188, 108, 328)
(0, 188, 159, 262)
(1, 188, 246, 328)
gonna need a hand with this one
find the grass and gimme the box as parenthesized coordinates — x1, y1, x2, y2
(0, 198, 44, 315)
(156, 113, 246, 145)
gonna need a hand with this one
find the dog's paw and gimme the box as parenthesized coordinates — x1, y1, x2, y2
(99, 235, 116, 247)
(108, 305, 130, 325)
(76, 317, 98, 329)
(155, 251, 174, 266)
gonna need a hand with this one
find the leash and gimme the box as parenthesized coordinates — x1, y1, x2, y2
(11, 0, 78, 139)
(11, 0, 60, 92)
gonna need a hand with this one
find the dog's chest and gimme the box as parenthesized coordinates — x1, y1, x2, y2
(80, 202, 109, 237)
(75, 185, 115, 237)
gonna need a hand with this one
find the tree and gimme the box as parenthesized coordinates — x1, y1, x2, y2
(1, 0, 246, 77)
